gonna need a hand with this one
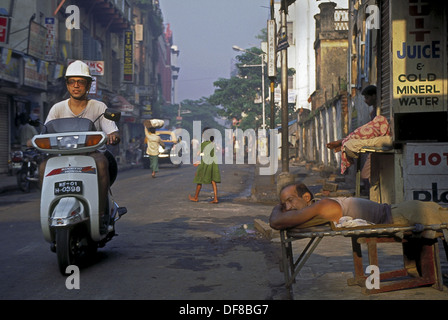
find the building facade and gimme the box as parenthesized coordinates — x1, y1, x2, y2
(274, 0, 348, 112)
(293, 2, 349, 168)
(287, 0, 448, 206)
(0, 0, 178, 173)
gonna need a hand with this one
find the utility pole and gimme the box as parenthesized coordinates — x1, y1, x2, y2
(280, 0, 289, 174)
(268, 0, 276, 133)
(267, 0, 278, 183)
(276, 0, 296, 193)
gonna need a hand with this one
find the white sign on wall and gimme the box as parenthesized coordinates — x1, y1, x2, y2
(403, 143, 448, 205)
(391, 0, 447, 113)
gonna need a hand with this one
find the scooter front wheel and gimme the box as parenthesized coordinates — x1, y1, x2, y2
(56, 226, 90, 275)
(56, 227, 81, 275)
(55, 225, 97, 274)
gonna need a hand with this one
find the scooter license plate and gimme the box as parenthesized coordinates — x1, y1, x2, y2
(54, 181, 83, 195)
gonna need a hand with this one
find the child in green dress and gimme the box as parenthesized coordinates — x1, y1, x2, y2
(188, 128, 221, 203)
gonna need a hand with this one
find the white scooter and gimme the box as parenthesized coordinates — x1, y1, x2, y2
(32, 110, 127, 274)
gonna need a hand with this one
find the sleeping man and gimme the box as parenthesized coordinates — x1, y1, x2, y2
(269, 183, 448, 232)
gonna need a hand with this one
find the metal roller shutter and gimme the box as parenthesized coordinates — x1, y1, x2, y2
(379, 0, 391, 120)
(0, 94, 9, 174)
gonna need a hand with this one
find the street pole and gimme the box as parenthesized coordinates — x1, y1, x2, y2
(274, 0, 295, 195)
(267, 4, 278, 182)
(261, 53, 266, 130)
(267, 1, 278, 184)
(268, 0, 277, 134)
(280, 3, 289, 173)
(270, 83, 275, 131)
(269, 0, 276, 133)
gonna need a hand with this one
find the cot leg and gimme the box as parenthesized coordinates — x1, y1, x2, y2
(442, 229, 448, 262)
(410, 239, 443, 291)
(280, 230, 294, 298)
(367, 239, 379, 266)
(363, 238, 441, 294)
(280, 232, 324, 299)
(348, 236, 364, 286)
(432, 241, 444, 291)
(292, 237, 322, 280)
(348, 237, 417, 291)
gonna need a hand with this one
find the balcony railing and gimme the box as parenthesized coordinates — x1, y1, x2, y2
(77, 0, 131, 31)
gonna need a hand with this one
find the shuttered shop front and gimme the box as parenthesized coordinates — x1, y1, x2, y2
(0, 94, 9, 174)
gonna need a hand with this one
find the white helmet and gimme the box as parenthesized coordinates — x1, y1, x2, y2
(65, 60, 92, 80)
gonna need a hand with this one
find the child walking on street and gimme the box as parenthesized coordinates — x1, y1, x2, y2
(189, 128, 221, 203)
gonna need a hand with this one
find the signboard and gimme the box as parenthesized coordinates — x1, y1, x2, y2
(45, 17, 57, 61)
(277, 31, 289, 51)
(391, 0, 447, 113)
(135, 24, 143, 41)
(0, 15, 9, 44)
(267, 19, 277, 79)
(0, 48, 19, 83)
(273, 86, 296, 104)
(123, 30, 134, 82)
(28, 21, 46, 60)
(23, 57, 47, 90)
(403, 143, 448, 205)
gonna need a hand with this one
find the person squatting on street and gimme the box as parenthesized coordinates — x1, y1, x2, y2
(144, 126, 165, 178)
(189, 127, 221, 204)
(39, 60, 120, 220)
(326, 85, 393, 175)
(270, 183, 448, 237)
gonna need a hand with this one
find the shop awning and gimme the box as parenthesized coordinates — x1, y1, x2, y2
(111, 95, 134, 113)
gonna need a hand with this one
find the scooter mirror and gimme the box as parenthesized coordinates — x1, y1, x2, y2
(104, 109, 121, 122)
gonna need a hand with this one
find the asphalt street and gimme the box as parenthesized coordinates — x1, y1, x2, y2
(1, 162, 448, 304)
(0, 163, 286, 300)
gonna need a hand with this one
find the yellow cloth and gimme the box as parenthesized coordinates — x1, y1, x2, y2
(391, 200, 448, 226)
(288, 201, 448, 238)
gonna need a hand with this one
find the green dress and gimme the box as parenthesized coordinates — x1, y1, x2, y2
(193, 141, 221, 184)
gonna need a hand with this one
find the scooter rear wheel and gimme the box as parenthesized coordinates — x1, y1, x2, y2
(17, 169, 30, 193)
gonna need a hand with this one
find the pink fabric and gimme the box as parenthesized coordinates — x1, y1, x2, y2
(340, 115, 391, 174)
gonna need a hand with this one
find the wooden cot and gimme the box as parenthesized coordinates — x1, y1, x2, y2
(280, 222, 448, 296)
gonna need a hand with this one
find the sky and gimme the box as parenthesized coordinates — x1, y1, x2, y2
(159, 0, 270, 103)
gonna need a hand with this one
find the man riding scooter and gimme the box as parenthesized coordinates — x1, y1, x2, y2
(39, 60, 120, 226)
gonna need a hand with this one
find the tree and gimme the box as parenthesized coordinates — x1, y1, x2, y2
(160, 98, 225, 137)
(208, 48, 268, 131)
(208, 46, 296, 131)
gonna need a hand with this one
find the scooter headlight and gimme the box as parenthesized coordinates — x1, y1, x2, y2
(57, 136, 79, 150)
